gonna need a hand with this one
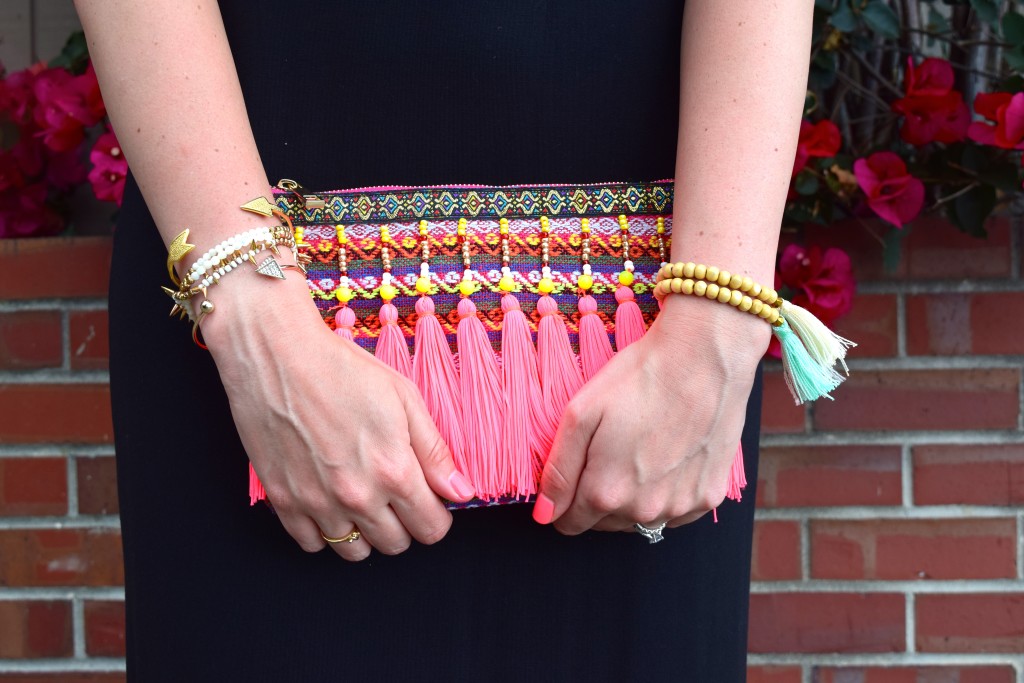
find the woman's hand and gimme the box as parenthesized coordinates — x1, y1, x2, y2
(201, 271, 476, 561)
(533, 293, 770, 534)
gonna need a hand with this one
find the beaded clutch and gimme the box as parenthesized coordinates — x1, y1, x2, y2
(249, 178, 744, 511)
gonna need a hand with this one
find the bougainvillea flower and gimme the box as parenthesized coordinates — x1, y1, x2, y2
(0, 61, 46, 125)
(853, 151, 924, 228)
(31, 65, 106, 152)
(891, 57, 969, 146)
(792, 119, 841, 176)
(88, 129, 127, 205)
(0, 182, 63, 238)
(765, 244, 856, 358)
(968, 91, 1024, 150)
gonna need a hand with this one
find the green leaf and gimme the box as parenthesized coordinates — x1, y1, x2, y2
(47, 31, 89, 74)
(969, 0, 1000, 24)
(951, 183, 997, 236)
(862, 1, 900, 38)
(1002, 11, 1024, 44)
(1004, 45, 1024, 73)
(881, 224, 908, 274)
(795, 172, 821, 195)
(809, 50, 839, 90)
(830, 0, 857, 31)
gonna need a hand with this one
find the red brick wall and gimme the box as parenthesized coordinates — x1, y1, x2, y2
(0, 212, 1022, 680)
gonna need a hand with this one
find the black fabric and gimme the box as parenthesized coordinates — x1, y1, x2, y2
(109, 1, 762, 681)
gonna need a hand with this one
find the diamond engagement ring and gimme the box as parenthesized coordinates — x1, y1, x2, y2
(633, 521, 668, 544)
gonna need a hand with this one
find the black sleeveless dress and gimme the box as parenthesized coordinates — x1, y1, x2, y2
(108, 2, 762, 680)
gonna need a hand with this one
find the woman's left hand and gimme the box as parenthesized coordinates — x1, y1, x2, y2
(532, 293, 771, 534)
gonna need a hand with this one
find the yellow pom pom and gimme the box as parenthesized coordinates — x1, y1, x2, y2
(498, 275, 516, 292)
(538, 277, 554, 294)
(578, 274, 593, 291)
(335, 286, 354, 303)
(380, 284, 398, 301)
(415, 276, 431, 294)
(618, 271, 635, 286)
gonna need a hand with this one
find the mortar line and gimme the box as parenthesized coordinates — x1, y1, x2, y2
(800, 517, 811, 581)
(0, 299, 108, 313)
(66, 454, 78, 517)
(802, 664, 811, 683)
(1018, 512, 1024, 582)
(0, 516, 121, 530)
(0, 659, 125, 673)
(755, 505, 1023, 520)
(0, 587, 124, 601)
(906, 592, 916, 654)
(858, 279, 1024, 295)
(72, 597, 85, 658)
(60, 309, 70, 372)
(0, 369, 110, 384)
(901, 443, 913, 508)
(0, 445, 115, 458)
(747, 653, 1024, 667)
(761, 430, 1024, 447)
(750, 579, 1024, 593)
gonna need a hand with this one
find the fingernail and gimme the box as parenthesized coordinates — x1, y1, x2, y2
(532, 494, 555, 524)
(448, 470, 476, 500)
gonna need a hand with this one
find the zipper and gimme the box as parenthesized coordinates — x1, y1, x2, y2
(274, 177, 675, 204)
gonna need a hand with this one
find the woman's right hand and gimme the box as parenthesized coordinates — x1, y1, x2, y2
(199, 267, 476, 562)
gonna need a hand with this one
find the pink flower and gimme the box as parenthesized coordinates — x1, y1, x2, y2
(31, 63, 106, 152)
(891, 57, 969, 146)
(765, 244, 856, 359)
(0, 182, 63, 238)
(967, 91, 1024, 150)
(88, 129, 127, 205)
(792, 119, 841, 176)
(853, 151, 924, 228)
(0, 61, 46, 126)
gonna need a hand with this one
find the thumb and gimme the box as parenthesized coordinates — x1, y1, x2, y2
(400, 382, 475, 503)
(534, 401, 599, 524)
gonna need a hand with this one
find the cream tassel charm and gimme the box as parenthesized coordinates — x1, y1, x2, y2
(779, 299, 857, 375)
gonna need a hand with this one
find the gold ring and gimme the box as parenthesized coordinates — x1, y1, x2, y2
(320, 527, 361, 544)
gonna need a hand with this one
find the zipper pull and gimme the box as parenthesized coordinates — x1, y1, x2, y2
(276, 178, 326, 210)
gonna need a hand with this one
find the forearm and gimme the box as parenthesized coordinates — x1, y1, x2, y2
(74, 0, 276, 274)
(673, 0, 814, 286)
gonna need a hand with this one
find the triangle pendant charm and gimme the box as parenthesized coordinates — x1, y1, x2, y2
(240, 197, 276, 216)
(255, 256, 286, 280)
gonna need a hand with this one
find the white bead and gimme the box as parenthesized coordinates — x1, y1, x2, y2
(542, 266, 551, 277)
(382, 273, 392, 284)
(212, 272, 220, 281)
(582, 264, 592, 275)
(420, 263, 429, 275)
(462, 271, 472, 281)
(624, 260, 634, 271)
(501, 266, 511, 275)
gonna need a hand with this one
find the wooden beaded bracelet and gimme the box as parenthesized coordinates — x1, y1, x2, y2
(653, 277, 782, 326)
(655, 261, 780, 307)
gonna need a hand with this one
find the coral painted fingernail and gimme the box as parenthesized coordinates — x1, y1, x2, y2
(448, 470, 476, 500)
(532, 494, 555, 524)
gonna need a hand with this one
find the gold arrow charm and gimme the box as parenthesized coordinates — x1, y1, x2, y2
(166, 230, 195, 286)
(240, 196, 276, 217)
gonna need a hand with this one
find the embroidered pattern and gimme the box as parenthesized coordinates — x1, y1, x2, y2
(276, 181, 673, 354)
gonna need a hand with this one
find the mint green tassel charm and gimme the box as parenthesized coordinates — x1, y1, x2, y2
(772, 317, 844, 404)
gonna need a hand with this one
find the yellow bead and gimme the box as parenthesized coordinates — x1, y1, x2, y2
(681, 278, 695, 295)
(693, 280, 707, 297)
(706, 266, 720, 283)
(459, 280, 476, 297)
(617, 214, 627, 224)
(415, 277, 431, 294)
(672, 262, 685, 278)
(759, 303, 773, 319)
(540, 216, 550, 232)
(750, 299, 764, 315)
(766, 289, 779, 305)
(538, 278, 554, 294)
(498, 275, 515, 292)
(578, 274, 593, 291)
(694, 263, 707, 280)
(750, 283, 762, 298)
(339, 236, 348, 245)
(335, 286, 354, 303)
(740, 276, 754, 293)
(717, 270, 731, 287)
(729, 274, 743, 289)
(705, 283, 720, 300)
(581, 218, 590, 233)
(671, 278, 684, 294)
(729, 289, 743, 307)
(618, 271, 635, 286)
(419, 221, 428, 236)
(682, 262, 696, 278)
(717, 287, 732, 303)
(335, 225, 345, 237)
(380, 284, 398, 301)
(656, 217, 665, 234)
(457, 218, 467, 236)
(739, 295, 753, 312)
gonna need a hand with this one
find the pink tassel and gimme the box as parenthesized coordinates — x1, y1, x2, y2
(248, 462, 265, 505)
(725, 442, 747, 502)
(334, 306, 356, 342)
(456, 298, 506, 500)
(412, 297, 469, 477)
(499, 294, 555, 498)
(614, 286, 647, 351)
(536, 295, 584, 423)
(375, 302, 412, 379)
(577, 294, 614, 381)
